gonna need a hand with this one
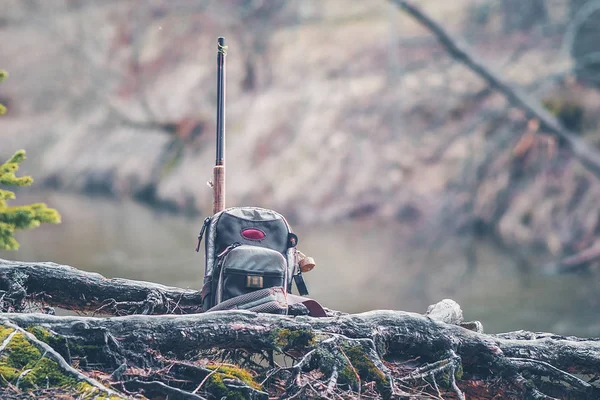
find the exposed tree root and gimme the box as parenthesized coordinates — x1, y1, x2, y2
(0, 306, 597, 399)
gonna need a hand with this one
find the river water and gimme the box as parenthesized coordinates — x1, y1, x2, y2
(1, 192, 598, 337)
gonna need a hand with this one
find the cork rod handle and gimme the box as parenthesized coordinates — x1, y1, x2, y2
(212, 165, 225, 214)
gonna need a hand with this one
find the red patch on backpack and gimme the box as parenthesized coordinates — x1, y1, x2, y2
(241, 228, 265, 240)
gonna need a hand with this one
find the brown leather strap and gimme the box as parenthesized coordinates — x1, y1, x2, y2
(286, 293, 327, 317)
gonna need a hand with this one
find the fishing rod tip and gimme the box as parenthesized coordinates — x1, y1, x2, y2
(217, 37, 225, 45)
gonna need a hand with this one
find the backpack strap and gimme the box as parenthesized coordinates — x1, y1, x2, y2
(207, 287, 288, 314)
(205, 287, 328, 318)
(293, 271, 309, 296)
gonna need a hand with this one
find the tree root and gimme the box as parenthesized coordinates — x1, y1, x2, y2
(0, 305, 596, 399)
(0, 258, 598, 398)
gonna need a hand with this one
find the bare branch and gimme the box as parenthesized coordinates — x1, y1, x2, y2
(390, 0, 600, 180)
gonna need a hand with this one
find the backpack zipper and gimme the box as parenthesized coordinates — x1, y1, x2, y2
(223, 268, 284, 277)
(217, 242, 241, 258)
(195, 217, 212, 252)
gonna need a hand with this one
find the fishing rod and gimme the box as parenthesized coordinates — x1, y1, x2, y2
(208, 36, 315, 272)
(197, 37, 227, 254)
(212, 36, 227, 215)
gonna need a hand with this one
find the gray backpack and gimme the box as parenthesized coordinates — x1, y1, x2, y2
(196, 207, 325, 316)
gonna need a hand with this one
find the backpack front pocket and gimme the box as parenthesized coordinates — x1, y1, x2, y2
(216, 245, 286, 304)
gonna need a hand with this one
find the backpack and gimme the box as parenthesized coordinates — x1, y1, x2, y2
(196, 207, 324, 316)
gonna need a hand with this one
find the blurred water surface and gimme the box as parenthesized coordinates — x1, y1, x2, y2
(1, 192, 598, 337)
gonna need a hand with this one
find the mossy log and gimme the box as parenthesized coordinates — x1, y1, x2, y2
(0, 258, 599, 399)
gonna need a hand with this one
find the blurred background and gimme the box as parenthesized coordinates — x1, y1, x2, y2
(1, 0, 600, 336)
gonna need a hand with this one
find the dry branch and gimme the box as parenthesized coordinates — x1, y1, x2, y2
(391, 0, 600, 180)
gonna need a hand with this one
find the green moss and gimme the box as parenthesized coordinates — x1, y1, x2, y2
(0, 329, 28, 386)
(76, 382, 125, 399)
(19, 358, 76, 389)
(342, 345, 391, 399)
(26, 326, 70, 360)
(0, 327, 14, 342)
(0, 364, 21, 384)
(77, 382, 98, 399)
(437, 362, 464, 389)
(455, 363, 463, 380)
(312, 342, 391, 398)
(69, 343, 97, 355)
(339, 365, 359, 385)
(203, 363, 261, 399)
(273, 328, 315, 350)
(5, 333, 42, 369)
(0, 333, 72, 389)
(26, 326, 51, 342)
(206, 364, 261, 390)
(66, 341, 105, 366)
(0, 328, 125, 398)
(206, 373, 241, 400)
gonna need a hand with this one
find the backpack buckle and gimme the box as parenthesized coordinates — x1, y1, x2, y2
(246, 275, 264, 289)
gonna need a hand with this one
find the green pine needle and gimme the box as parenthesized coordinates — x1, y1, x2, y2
(0, 150, 61, 251)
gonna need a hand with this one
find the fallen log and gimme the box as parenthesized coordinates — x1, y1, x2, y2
(0, 258, 203, 315)
(0, 258, 598, 399)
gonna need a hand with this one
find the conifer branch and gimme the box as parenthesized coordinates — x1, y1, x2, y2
(0, 72, 62, 250)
